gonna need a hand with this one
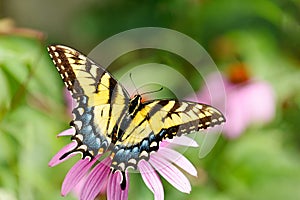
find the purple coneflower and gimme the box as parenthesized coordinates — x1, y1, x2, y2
(192, 63, 275, 138)
(49, 128, 199, 200)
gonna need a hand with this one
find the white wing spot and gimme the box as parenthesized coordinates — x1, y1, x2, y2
(76, 134, 83, 141)
(197, 104, 203, 109)
(79, 144, 87, 151)
(150, 141, 157, 148)
(78, 55, 86, 60)
(77, 107, 84, 115)
(128, 159, 137, 165)
(49, 46, 56, 51)
(89, 150, 94, 156)
(139, 151, 148, 158)
(74, 120, 83, 129)
(118, 162, 125, 171)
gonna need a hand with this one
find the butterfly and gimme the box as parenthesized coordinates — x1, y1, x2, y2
(47, 45, 226, 189)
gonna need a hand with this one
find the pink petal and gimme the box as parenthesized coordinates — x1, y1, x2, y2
(61, 156, 100, 196)
(242, 81, 275, 123)
(138, 160, 164, 200)
(223, 80, 275, 138)
(80, 157, 111, 200)
(48, 142, 77, 167)
(57, 128, 75, 137)
(156, 147, 197, 177)
(71, 175, 86, 198)
(107, 171, 129, 200)
(165, 135, 199, 147)
(223, 90, 248, 138)
(150, 154, 191, 193)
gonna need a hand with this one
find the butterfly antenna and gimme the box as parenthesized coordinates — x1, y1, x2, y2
(129, 73, 140, 95)
(140, 87, 163, 96)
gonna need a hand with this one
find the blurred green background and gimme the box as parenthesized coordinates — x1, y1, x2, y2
(1, 0, 300, 199)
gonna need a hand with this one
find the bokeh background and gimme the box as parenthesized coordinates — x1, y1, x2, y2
(1, 0, 300, 199)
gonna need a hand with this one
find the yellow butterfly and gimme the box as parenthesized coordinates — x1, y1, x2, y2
(47, 45, 225, 189)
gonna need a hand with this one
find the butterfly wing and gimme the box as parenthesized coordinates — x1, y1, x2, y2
(111, 99, 225, 171)
(47, 45, 130, 157)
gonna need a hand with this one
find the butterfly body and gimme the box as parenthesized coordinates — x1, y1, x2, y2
(47, 45, 225, 189)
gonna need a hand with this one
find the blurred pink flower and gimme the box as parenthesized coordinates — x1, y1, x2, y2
(49, 128, 198, 200)
(63, 88, 74, 116)
(192, 71, 275, 138)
